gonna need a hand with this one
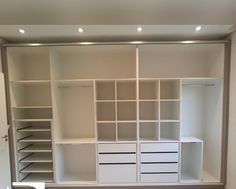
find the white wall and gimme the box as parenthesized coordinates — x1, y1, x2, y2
(0, 38, 4, 73)
(226, 31, 236, 189)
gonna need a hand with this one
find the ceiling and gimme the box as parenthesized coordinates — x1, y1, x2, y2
(0, 25, 234, 43)
(0, 0, 235, 42)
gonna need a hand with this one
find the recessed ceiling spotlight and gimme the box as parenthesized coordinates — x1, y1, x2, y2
(19, 29, 25, 34)
(195, 26, 202, 31)
(137, 26, 142, 32)
(78, 28, 84, 33)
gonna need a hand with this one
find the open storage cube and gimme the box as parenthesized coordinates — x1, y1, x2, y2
(139, 101, 159, 120)
(160, 122, 180, 141)
(181, 139, 203, 182)
(97, 123, 116, 142)
(139, 80, 159, 100)
(139, 122, 159, 141)
(96, 81, 115, 100)
(56, 144, 96, 184)
(117, 122, 137, 141)
(160, 101, 180, 121)
(117, 102, 136, 121)
(160, 80, 180, 100)
(117, 80, 136, 100)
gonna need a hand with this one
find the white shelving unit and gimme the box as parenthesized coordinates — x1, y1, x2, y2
(6, 43, 225, 186)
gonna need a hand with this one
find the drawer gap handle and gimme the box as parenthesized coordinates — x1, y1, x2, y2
(141, 151, 178, 154)
(99, 163, 136, 165)
(99, 152, 136, 154)
(141, 172, 178, 174)
(141, 162, 178, 164)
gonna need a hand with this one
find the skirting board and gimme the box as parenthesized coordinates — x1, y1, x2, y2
(13, 184, 224, 189)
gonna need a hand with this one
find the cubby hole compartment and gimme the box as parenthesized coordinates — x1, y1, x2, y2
(15, 121, 51, 132)
(139, 80, 159, 100)
(139, 122, 159, 141)
(97, 102, 116, 121)
(96, 81, 115, 100)
(55, 144, 96, 183)
(117, 80, 136, 100)
(7, 47, 50, 81)
(17, 130, 52, 142)
(13, 108, 52, 120)
(139, 101, 159, 121)
(50, 45, 136, 80)
(20, 173, 54, 182)
(54, 83, 95, 141)
(117, 102, 136, 121)
(97, 123, 116, 142)
(10, 84, 52, 107)
(160, 101, 180, 121)
(160, 80, 180, 100)
(160, 122, 180, 141)
(117, 122, 137, 141)
(181, 141, 203, 182)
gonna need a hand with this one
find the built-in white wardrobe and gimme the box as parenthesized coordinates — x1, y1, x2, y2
(5, 43, 226, 187)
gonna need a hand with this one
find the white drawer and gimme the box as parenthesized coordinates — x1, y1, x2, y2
(141, 163, 178, 172)
(99, 164, 136, 183)
(141, 173, 178, 183)
(141, 143, 179, 152)
(141, 153, 178, 162)
(99, 154, 136, 163)
(98, 143, 136, 153)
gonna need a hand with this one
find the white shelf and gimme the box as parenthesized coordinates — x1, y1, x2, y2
(18, 136, 51, 142)
(19, 145, 52, 153)
(159, 137, 179, 142)
(55, 79, 93, 87)
(97, 139, 116, 143)
(17, 126, 51, 132)
(14, 119, 52, 122)
(59, 174, 96, 184)
(181, 137, 203, 143)
(160, 120, 180, 122)
(139, 99, 159, 102)
(96, 100, 115, 102)
(139, 120, 159, 122)
(20, 153, 52, 163)
(96, 121, 116, 123)
(202, 170, 219, 182)
(20, 163, 53, 173)
(56, 138, 96, 144)
(11, 80, 51, 85)
(21, 173, 53, 183)
(117, 120, 137, 123)
(139, 137, 159, 142)
(181, 173, 201, 183)
(12, 106, 52, 109)
(160, 99, 180, 102)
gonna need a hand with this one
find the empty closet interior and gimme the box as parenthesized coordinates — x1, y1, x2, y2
(6, 43, 225, 186)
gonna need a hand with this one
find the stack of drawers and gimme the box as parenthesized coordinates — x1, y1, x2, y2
(98, 143, 137, 183)
(140, 142, 179, 183)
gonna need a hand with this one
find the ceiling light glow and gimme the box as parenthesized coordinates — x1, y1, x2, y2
(195, 26, 202, 31)
(78, 28, 84, 33)
(137, 27, 142, 32)
(19, 29, 25, 34)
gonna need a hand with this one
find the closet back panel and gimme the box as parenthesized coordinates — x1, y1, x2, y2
(51, 46, 136, 79)
(8, 47, 50, 81)
(57, 86, 95, 139)
(139, 44, 224, 78)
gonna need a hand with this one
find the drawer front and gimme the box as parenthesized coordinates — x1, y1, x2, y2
(141, 173, 178, 183)
(141, 163, 178, 172)
(99, 164, 136, 183)
(98, 143, 136, 153)
(141, 143, 179, 152)
(99, 154, 136, 163)
(141, 153, 178, 162)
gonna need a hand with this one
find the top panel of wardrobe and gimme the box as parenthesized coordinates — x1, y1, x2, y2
(7, 44, 224, 80)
